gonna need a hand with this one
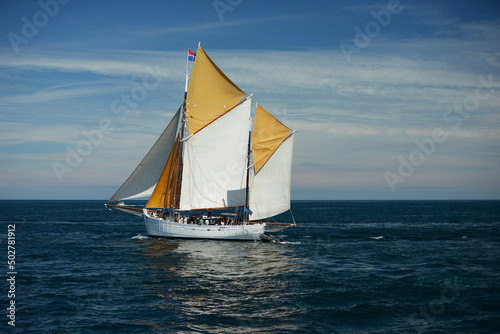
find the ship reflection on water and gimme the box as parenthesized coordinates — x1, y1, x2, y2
(141, 239, 304, 332)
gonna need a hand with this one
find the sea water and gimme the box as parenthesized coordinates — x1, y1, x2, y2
(0, 200, 499, 333)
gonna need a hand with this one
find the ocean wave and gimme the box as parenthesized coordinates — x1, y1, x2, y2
(131, 234, 150, 240)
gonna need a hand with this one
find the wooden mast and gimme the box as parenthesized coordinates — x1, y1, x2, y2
(244, 122, 252, 222)
(161, 47, 193, 213)
(169, 47, 193, 212)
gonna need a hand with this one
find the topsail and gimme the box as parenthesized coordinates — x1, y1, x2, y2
(185, 46, 246, 135)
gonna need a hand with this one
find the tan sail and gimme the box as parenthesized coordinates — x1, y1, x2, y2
(252, 104, 291, 173)
(185, 45, 246, 135)
(146, 135, 182, 209)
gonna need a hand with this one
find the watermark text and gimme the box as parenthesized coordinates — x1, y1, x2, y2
(385, 74, 497, 191)
(6, 224, 16, 326)
(7, 0, 71, 54)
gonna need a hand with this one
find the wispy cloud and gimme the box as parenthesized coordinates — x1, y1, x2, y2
(0, 53, 175, 79)
(0, 85, 122, 105)
(129, 14, 304, 35)
(402, 3, 500, 40)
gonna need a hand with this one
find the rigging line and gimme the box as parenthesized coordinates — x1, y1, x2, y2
(290, 207, 297, 226)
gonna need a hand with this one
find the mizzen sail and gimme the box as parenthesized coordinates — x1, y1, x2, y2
(248, 105, 294, 221)
(248, 133, 295, 221)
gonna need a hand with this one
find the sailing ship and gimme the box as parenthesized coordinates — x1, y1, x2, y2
(105, 44, 296, 241)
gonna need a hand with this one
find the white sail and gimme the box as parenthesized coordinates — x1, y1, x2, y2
(179, 98, 251, 210)
(248, 134, 295, 221)
(108, 107, 181, 202)
(120, 184, 156, 200)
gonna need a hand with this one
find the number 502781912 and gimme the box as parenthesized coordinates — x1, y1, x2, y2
(8, 224, 15, 271)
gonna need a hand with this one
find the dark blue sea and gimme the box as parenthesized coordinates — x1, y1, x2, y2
(1, 200, 499, 333)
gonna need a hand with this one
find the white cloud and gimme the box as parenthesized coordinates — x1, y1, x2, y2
(0, 50, 178, 79)
(0, 85, 122, 105)
(130, 14, 304, 35)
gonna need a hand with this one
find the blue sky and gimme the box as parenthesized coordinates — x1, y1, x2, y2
(1, 0, 499, 200)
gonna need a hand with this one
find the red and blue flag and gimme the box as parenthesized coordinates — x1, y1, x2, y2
(188, 49, 196, 61)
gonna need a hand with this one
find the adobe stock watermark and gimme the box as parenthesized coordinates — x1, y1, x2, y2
(384, 74, 497, 192)
(339, 0, 406, 64)
(407, 277, 461, 332)
(7, 0, 71, 54)
(51, 65, 163, 182)
(213, 0, 243, 21)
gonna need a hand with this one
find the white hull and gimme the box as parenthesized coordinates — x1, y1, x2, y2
(144, 210, 265, 241)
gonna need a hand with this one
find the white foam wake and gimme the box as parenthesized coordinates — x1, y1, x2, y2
(132, 234, 150, 240)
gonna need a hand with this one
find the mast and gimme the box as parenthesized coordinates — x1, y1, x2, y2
(171, 48, 193, 211)
(244, 127, 252, 222)
(163, 47, 192, 212)
(184, 45, 191, 105)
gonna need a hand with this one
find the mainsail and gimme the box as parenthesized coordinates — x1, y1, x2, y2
(179, 97, 251, 210)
